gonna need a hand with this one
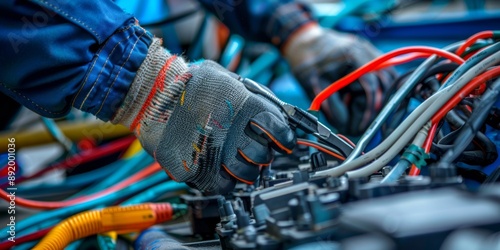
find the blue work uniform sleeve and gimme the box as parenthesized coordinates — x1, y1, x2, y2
(196, 0, 314, 48)
(0, 0, 153, 121)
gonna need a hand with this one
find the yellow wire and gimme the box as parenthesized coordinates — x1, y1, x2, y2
(123, 139, 143, 159)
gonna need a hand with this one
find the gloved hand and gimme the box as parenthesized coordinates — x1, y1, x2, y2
(283, 24, 395, 136)
(112, 38, 296, 194)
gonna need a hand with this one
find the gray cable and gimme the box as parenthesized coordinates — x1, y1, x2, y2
(345, 48, 500, 178)
(316, 91, 442, 177)
(377, 42, 500, 182)
(343, 42, 462, 164)
(441, 41, 500, 88)
(380, 122, 430, 183)
(315, 47, 500, 178)
(343, 92, 442, 177)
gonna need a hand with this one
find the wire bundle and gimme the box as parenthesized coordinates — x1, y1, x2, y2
(306, 30, 500, 183)
(0, 140, 188, 249)
(2, 27, 500, 250)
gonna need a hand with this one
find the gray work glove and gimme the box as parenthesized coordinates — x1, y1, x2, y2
(283, 25, 395, 136)
(112, 38, 296, 194)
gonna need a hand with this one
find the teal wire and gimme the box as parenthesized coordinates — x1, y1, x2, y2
(240, 49, 280, 80)
(1, 171, 167, 240)
(12, 241, 37, 250)
(319, 0, 371, 28)
(219, 35, 245, 68)
(122, 181, 188, 205)
(70, 150, 152, 198)
(17, 160, 119, 196)
(5, 150, 153, 244)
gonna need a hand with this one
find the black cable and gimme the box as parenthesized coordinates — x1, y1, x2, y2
(440, 110, 498, 165)
(423, 62, 460, 79)
(297, 138, 345, 161)
(383, 62, 460, 137)
(440, 78, 500, 164)
(382, 68, 414, 106)
(0, 92, 22, 130)
(486, 106, 500, 129)
(456, 168, 488, 183)
(382, 62, 458, 106)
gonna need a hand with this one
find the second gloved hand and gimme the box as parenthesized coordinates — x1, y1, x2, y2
(112, 38, 296, 194)
(284, 24, 395, 136)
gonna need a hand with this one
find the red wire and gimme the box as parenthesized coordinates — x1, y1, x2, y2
(424, 123, 438, 154)
(10, 136, 135, 187)
(309, 46, 465, 111)
(374, 52, 431, 70)
(432, 66, 500, 124)
(297, 140, 345, 161)
(456, 31, 493, 56)
(0, 162, 162, 209)
(408, 165, 420, 176)
(1, 161, 19, 178)
(409, 66, 500, 175)
(0, 227, 53, 249)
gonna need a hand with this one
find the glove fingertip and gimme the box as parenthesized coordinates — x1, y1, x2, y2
(238, 148, 273, 166)
(249, 112, 296, 154)
(221, 163, 256, 185)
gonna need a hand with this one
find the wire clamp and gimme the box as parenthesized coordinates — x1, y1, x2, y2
(401, 144, 429, 169)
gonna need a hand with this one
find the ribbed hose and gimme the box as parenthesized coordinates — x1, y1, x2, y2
(37, 210, 101, 250)
(33, 203, 173, 250)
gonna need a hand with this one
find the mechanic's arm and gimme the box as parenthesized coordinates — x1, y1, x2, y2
(198, 0, 396, 136)
(0, 1, 147, 120)
(0, 0, 295, 194)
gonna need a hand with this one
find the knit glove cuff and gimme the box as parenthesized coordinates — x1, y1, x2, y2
(111, 38, 190, 148)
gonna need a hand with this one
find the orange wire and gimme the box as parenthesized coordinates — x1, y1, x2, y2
(297, 140, 345, 161)
(336, 134, 356, 148)
(309, 46, 465, 111)
(0, 163, 162, 209)
(456, 31, 493, 56)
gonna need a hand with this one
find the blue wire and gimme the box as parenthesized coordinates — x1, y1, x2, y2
(12, 241, 37, 250)
(240, 48, 280, 80)
(319, 0, 372, 28)
(1, 171, 167, 240)
(219, 35, 245, 69)
(70, 150, 152, 198)
(17, 160, 120, 196)
(41, 117, 76, 153)
(122, 181, 187, 205)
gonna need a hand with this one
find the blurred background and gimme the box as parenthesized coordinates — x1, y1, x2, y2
(1, 1, 500, 249)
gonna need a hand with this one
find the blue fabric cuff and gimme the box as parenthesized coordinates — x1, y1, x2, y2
(72, 19, 153, 121)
